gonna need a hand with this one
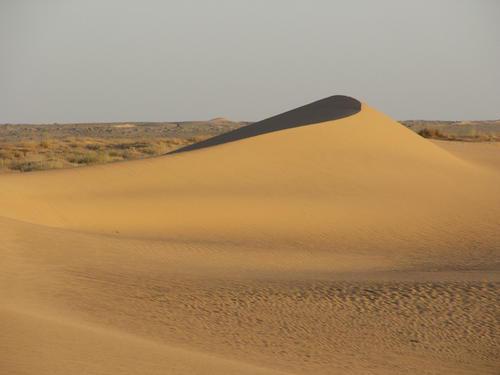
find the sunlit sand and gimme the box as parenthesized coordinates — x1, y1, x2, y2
(1, 97, 498, 374)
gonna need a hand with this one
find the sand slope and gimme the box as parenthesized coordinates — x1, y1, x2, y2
(432, 140, 500, 172)
(1, 100, 499, 374)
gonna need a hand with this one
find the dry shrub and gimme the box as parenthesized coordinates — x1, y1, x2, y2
(39, 140, 51, 149)
(66, 151, 99, 164)
(122, 149, 142, 160)
(418, 128, 449, 139)
(86, 143, 102, 151)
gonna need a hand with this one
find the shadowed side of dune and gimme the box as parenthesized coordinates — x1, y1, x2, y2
(170, 95, 361, 153)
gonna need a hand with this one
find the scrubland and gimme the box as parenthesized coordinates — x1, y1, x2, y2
(0, 119, 242, 172)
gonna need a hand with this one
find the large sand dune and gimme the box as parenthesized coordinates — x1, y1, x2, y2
(1, 97, 499, 374)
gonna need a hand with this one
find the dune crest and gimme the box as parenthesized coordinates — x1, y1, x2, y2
(171, 95, 361, 153)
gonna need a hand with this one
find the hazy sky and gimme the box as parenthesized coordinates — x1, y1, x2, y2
(1, 0, 499, 123)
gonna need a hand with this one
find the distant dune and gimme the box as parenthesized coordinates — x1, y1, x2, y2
(1, 97, 499, 374)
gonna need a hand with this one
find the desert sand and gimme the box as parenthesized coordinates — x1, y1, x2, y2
(1, 97, 499, 374)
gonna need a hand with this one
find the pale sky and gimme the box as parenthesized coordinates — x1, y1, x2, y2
(1, 0, 499, 123)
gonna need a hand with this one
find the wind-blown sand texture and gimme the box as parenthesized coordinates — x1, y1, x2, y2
(1, 96, 499, 374)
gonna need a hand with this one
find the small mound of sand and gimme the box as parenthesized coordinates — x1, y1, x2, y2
(112, 123, 136, 128)
(209, 117, 232, 123)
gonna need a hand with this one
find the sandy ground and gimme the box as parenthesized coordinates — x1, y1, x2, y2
(432, 140, 500, 172)
(1, 104, 499, 374)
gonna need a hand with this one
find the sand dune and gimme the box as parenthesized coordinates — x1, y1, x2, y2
(1, 97, 499, 374)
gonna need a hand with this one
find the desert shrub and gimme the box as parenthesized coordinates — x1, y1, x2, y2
(418, 128, 448, 139)
(108, 149, 125, 158)
(165, 138, 183, 146)
(86, 143, 102, 150)
(69, 151, 111, 165)
(113, 141, 148, 150)
(9, 160, 45, 172)
(11, 158, 66, 172)
(39, 140, 51, 149)
(0, 158, 9, 169)
(95, 151, 111, 163)
(18, 141, 38, 150)
(186, 136, 209, 143)
(0, 149, 14, 159)
(121, 149, 142, 160)
(66, 151, 99, 164)
(142, 142, 169, 155)
(44, 159, 66, 170)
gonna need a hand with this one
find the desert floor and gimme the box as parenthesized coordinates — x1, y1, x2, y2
(1, 103, 498, 374)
